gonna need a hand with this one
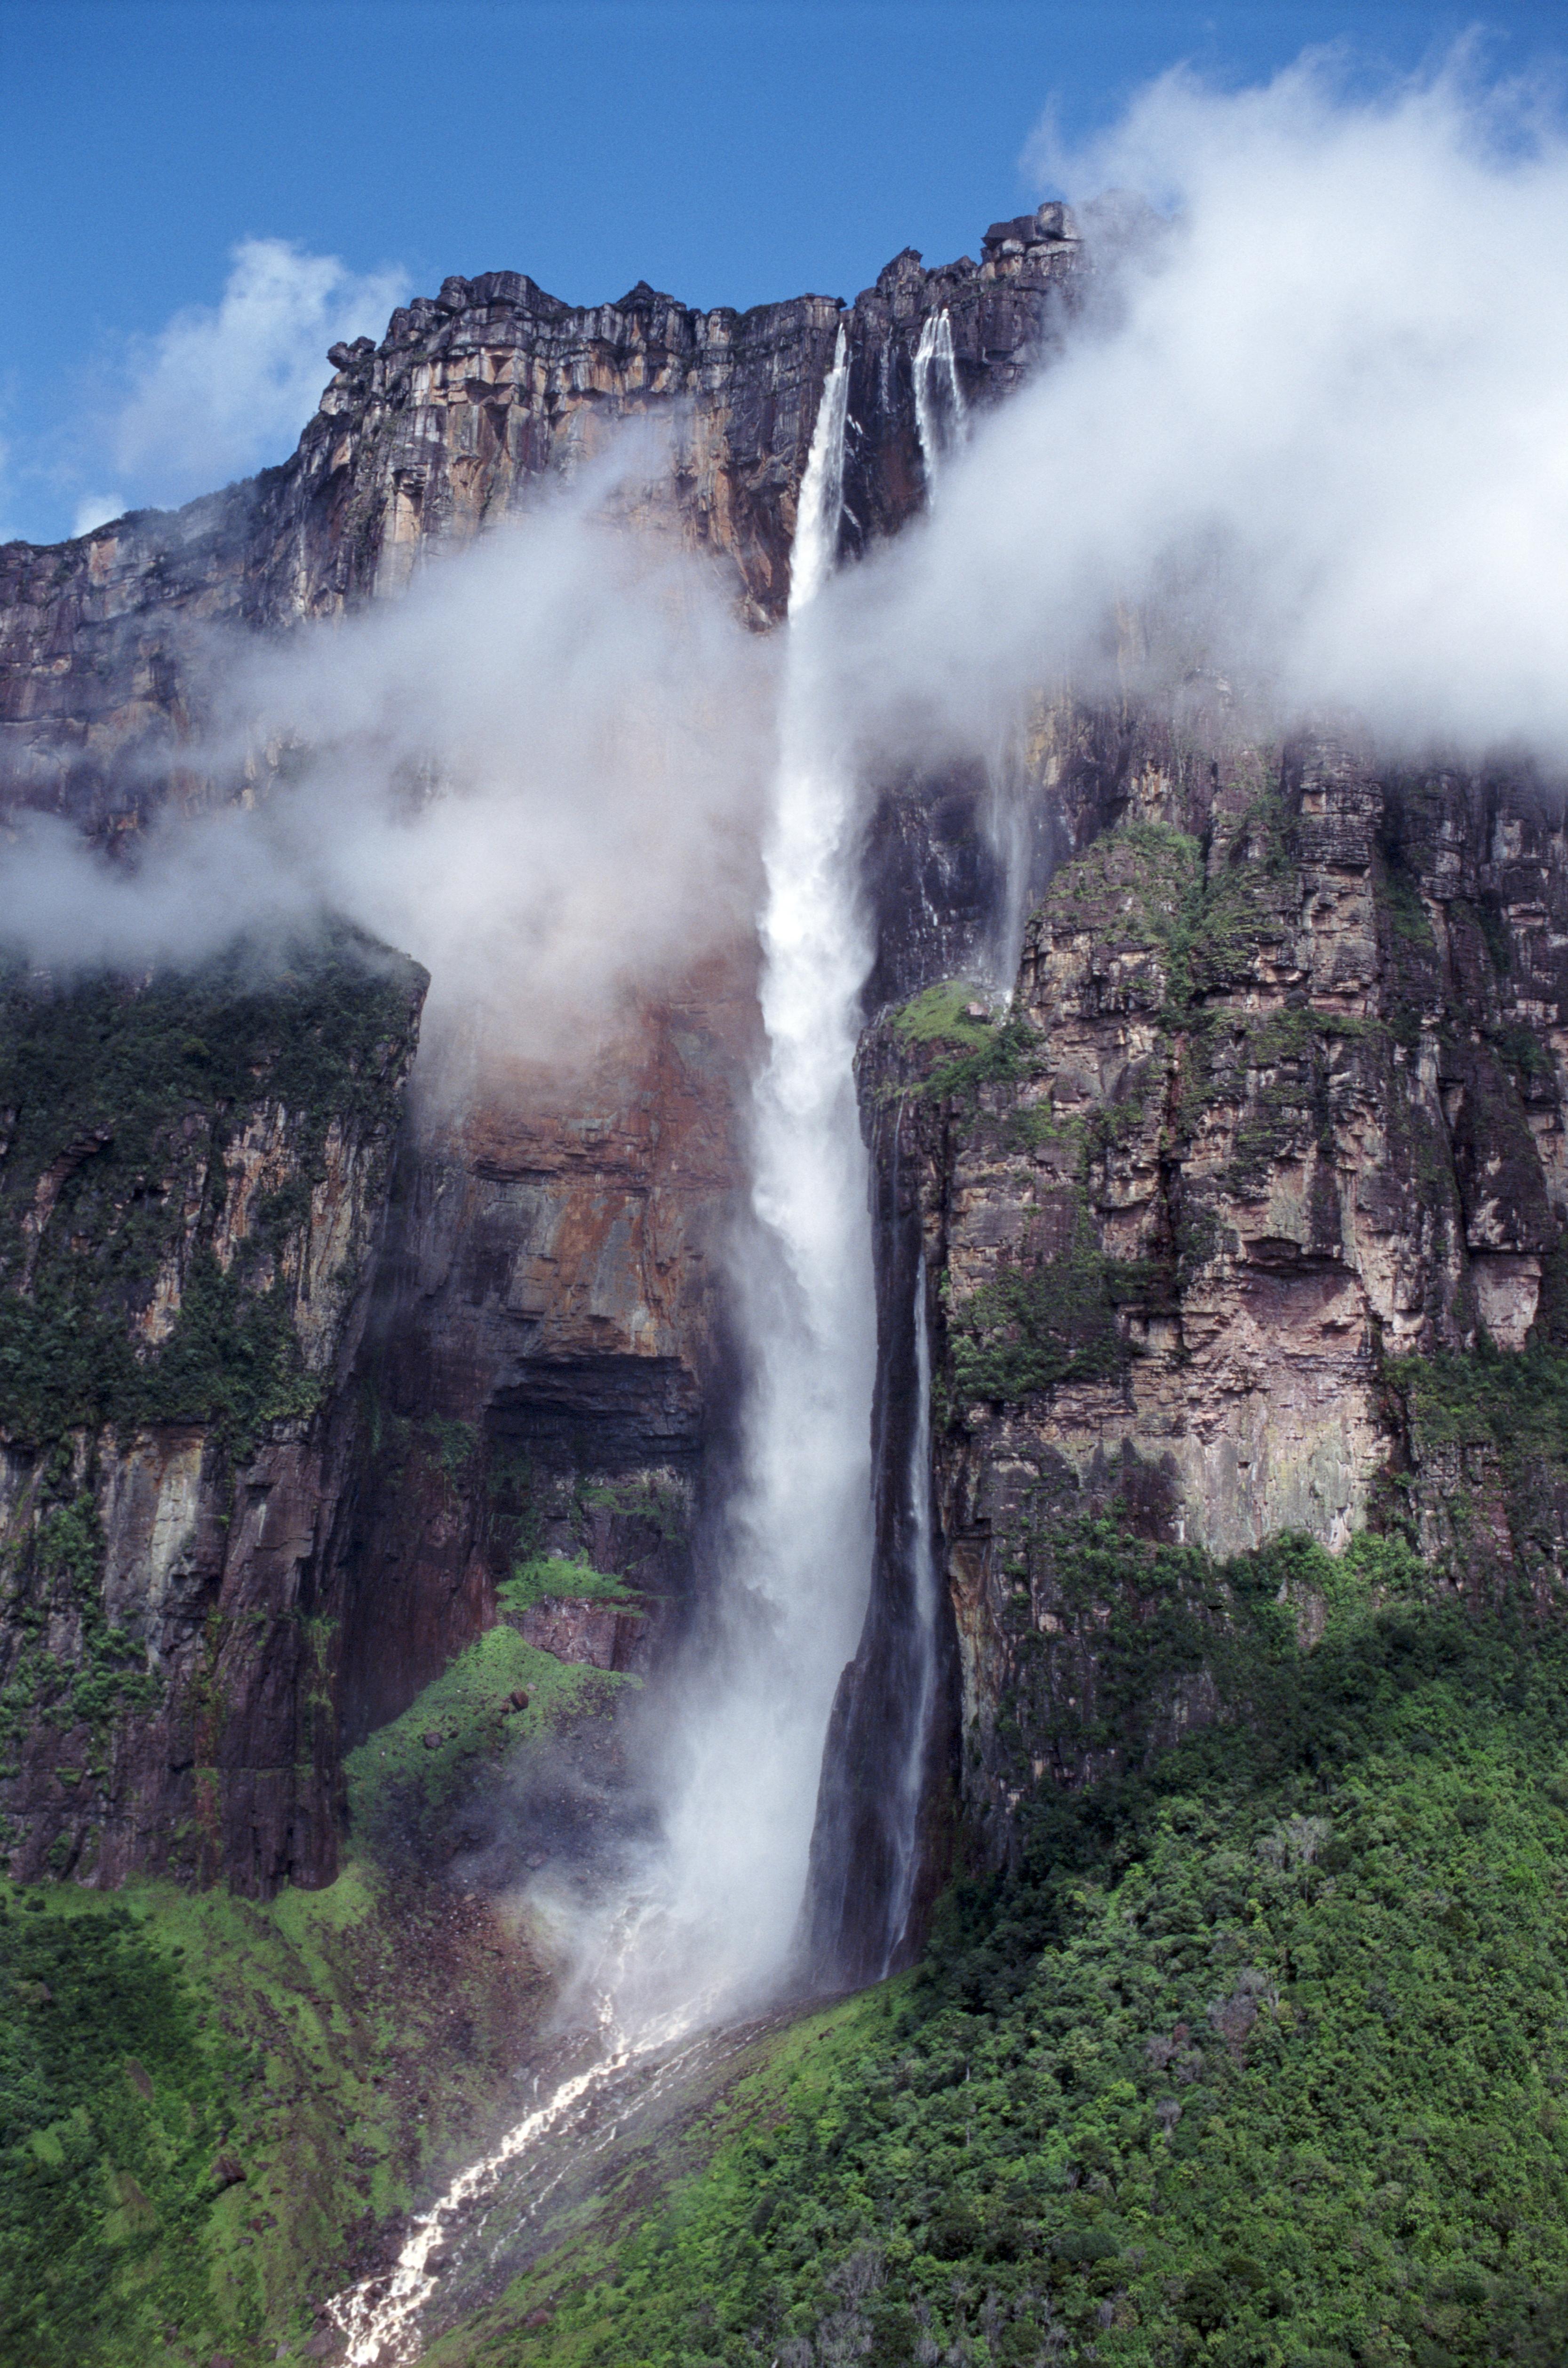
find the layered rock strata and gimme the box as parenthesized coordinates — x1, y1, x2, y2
(0, 205, 1084, 835)
(0, 202, 1094, 1900)
(859, 719, 1568, 1861)
(0, 938, 425, 1891)
(333, 953, 757, 1748)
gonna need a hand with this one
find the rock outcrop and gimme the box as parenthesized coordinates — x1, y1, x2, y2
(0, 936, 425, 1891)
(858, 710, 1568, 1862)
(0, 206, 1084, 836)
(7, 196, 1565, 1934)
(0, 204, 1085, 1893)
(333, 953, 757, 1746)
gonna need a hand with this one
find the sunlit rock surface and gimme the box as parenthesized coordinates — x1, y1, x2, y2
(0, 205, 1083, 832)
(856, 714, 1568, 1864)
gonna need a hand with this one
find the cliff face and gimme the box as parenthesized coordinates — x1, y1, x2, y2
(860, 715, 1568, 1862)
(0, 206, 1083, 836)
(7, 196, 1565, 1931)
(334, 956, 757, 1748)
(0, 939, 425, 1892)
(0, 203, 1090, 1898)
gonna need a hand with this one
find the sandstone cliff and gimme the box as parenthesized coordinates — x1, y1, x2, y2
(856, 714, 1568, 1867)
(0, 935, 425, 1891)
(0, 213, 1080, 1894)
(7, 196, 1565, 1933)
(0, 205, 1083, 835)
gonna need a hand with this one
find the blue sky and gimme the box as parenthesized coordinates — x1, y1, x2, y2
(2, 0, 1563, 543)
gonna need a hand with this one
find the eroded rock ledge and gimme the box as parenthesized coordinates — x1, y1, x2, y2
(863, 717, 1568, 1858)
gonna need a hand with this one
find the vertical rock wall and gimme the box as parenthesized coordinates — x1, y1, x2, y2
(860, 710, 1568, 1865)
(0, 206, 1084, 833)
(0, 939, 426, 1892)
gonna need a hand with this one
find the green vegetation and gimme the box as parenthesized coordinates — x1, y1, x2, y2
(435, 1544, 1568, 2368)
(498, 1551, 642, 1615)
(884, 980, 1043, 1114)
(576, 1478, 685, 1542)
(950, 1237, 1160, 1403)
(0, 1863, 537, 2368)
(343, 1624, 632, 1862)
(1395, 1345, 1568, 1467)
(0, 1485, 165, 1784)
(0, 930, 423, 1451)
(1059, 810, 1294, 1026)
(1379, 862, 1437, 953)
(892, 981, 998, 1052)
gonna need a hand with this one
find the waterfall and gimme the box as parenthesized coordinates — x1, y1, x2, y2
(912, 308, 966, 495)
(601, 317, 874, 2030)
(325, 327, 876, 2364)
(800, 1093, 951, 1989)
(980, 721, 1034, 997)
(880, 1251, 939, 1971)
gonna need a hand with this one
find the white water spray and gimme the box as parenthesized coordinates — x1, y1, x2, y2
(622, 317, 874, 2021)
(914, 311, 1035, 993)
(912, 309, 966, 497)
(329, 2019, 629, 2368)
(325, 326, 874, 2363)
(980, 719, 1035, 997)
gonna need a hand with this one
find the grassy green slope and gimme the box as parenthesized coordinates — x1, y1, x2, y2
(427, 1552, 1568, 2368)
(0, 1860, 551, 2366)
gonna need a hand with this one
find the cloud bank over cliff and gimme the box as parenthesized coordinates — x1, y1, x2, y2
(836, 49, 1568, 773)
(6, 46, 1566, 1023)
(3, 456, 769, 1053)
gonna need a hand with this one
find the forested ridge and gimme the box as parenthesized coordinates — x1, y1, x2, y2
(433, 1532, 1568, 2368)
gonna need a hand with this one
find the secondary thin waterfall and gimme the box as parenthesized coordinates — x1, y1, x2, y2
(682, 314, 875, 1996)
(981, 718, 1036, 996)
(913, 308, 966, 495)
(880, 1250, 939, 1972)
(915, 310, 1031, 991)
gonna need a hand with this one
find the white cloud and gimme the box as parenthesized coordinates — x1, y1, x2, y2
(0, 440, 771, 1065)
(71, 492, 123, 538)
(830, 48, 1568, 773)
(103, 238, 408, 512)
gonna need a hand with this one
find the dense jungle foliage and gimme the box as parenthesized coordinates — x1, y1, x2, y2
(0, 1862, 553, 2368)
(4, 1525, 1568, 2365)
(439, 1548, 1568, 2368)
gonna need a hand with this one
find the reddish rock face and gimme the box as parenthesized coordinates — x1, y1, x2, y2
(21, 199, 1568, 1932)
(842, 710, 1568, 1872)
(334, 945, 759, 1746)
(0, 213, 1069, 1893)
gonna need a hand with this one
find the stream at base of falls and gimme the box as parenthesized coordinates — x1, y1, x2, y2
(327, 319, 882, 2368)
(326, 2000, 810, 2365)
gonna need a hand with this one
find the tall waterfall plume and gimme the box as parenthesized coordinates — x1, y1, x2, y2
(325, 321, 876, 2368)
(657, 316, 876, 2012)
(564, 317, 874, 2034)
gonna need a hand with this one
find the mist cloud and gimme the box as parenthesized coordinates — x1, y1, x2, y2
(1, 448, 770, 1062)
(831, 48, 1568, 773)
(6, 48, 1568, 1052)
